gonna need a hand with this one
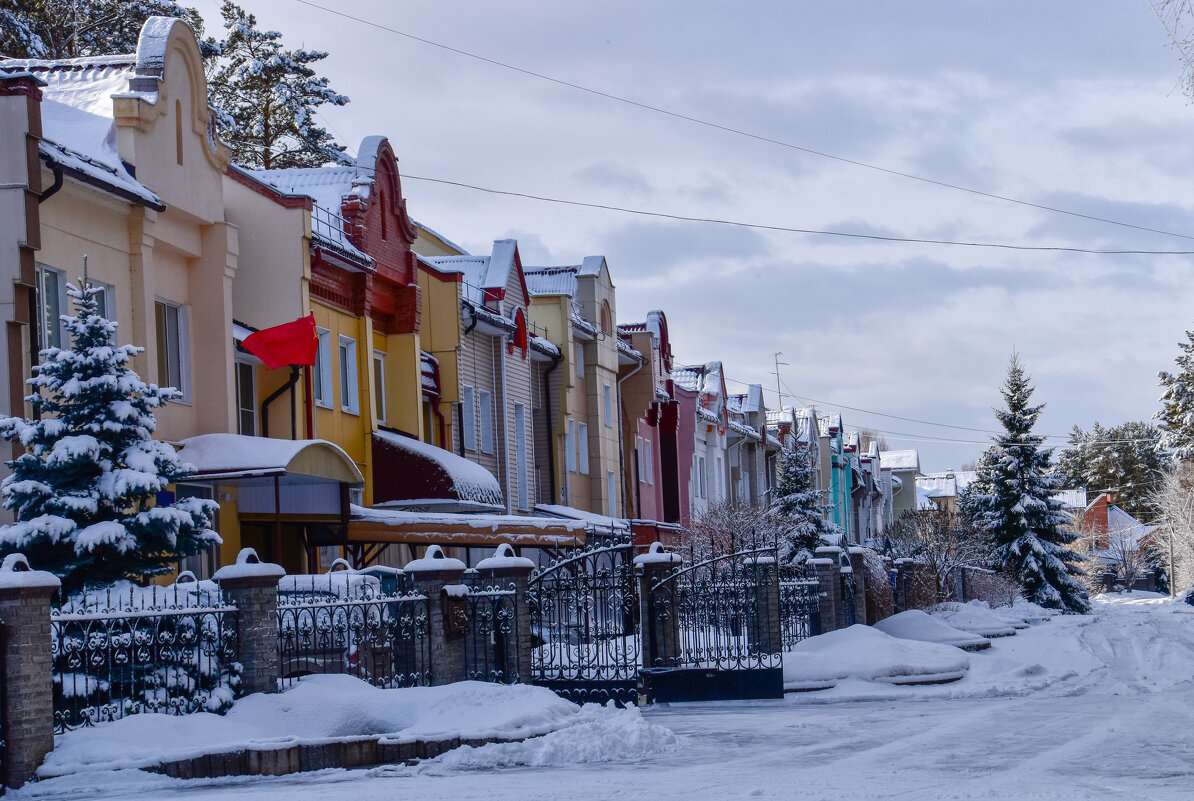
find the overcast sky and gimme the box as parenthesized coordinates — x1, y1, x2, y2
(192, 0, 1194, 471)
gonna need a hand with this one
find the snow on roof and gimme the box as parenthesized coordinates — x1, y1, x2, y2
(530, 335, 560, 358)
(524, 266, 578, 298)
(351, 505, 589, 534)
(533, 504, 630, 531)
(7, 54, 163, 208)
(412, 219, 469, 255)
(427, 241, 521, 305)
(373, 429, 503, 509)
(616, 337, 643, 363)
(916, 474, 957, 499)
(728, 419, 761, 441)
(880, 449, 920, 472)
(818, 413, 842, 435)
(916, 486, 938, 510)
(175, 434, 363, 483)
(247, 167, 372, 265)
(1054, 489, 1088, 510)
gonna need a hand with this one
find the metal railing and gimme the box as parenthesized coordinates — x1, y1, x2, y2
(460, 572, 520, 684)
(779, 564, 822, 649)
(50, 579, 239, 732)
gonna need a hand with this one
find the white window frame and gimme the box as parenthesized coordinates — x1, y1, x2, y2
(603, 383, 613, 427)
(338, 335, 359, 415)
(478, 389, 494, 454)
(373, 351, 386, 424)
(313, 328, 332, 408)
(154, 298, 190, 402)
(574, 342, 584, 378)
(462, 385, 477, 451)
(636, 436, 644, 482)
(644, 439, 654, 484)
(566, 420, 576, 472)
(515, 402, 529, 511)
(578, 422, 589, 475)
(34, 263, 66, 351)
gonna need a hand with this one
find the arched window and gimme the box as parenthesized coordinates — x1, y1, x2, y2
(175, 100, 184, 165)
(509, 308, 528, 359)
(379, 190, 387, 241)
(600, 300, 613, 335)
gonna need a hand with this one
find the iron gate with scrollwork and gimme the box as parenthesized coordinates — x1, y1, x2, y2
(644, 539, 784, 703)
(526, 538, 640, 705)
(841, 553, 857, 627)
(779, 562, 822, 648)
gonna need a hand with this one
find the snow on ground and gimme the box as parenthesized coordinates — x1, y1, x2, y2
(872, 609, 991, 650)
(930, 601, 1019, 637)
(16, 596, 1194, 800)
(782, 624, 971, 690)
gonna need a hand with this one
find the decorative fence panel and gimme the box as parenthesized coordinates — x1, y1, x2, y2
(51, 581, 239, 732)
(276, 578, 431, 689)
(527, 538, 640, 705)
(779, 564, 822, 648)
(460, 574, 520, 684)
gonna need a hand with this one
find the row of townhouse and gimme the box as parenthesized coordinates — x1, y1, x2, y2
(0, 18, 919, 576)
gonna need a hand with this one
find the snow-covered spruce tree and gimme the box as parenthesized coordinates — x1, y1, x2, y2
(1054, 421, 1163, 521)
(208, 1, 349, 170)
(1156, 326, 1194, 462)
(4, 1, 212, 60)
(0, 281, 219, 593)
(968, 356, 1089, 613)
(770, 445, 838, 563)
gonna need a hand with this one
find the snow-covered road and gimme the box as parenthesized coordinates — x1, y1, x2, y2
(19, 594, 1194, 800)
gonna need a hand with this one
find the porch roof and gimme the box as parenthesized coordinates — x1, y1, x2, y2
(174, 434, 363, 484)
(347, 506, 587, 548)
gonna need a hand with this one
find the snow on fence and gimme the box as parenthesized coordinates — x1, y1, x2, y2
(276, 568, 432, 689)
(50, 575, 240, 732)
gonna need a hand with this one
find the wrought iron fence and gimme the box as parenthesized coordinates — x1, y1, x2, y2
(50, 578, 239, 732)
(841, 557, 857, 627)
(276, 573, 431, 689)
(460, 573, 520, 683)
(778, 563, 822, 648)
(649, 545, 782, 672)
(527, 538, 640, 704)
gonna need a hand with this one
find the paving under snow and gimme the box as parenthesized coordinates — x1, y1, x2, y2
(15, 592, 1194, 800)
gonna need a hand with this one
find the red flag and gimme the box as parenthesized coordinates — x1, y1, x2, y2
(242, 314, 318, 369)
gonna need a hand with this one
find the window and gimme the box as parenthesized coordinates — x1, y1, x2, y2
(566, 421, 576, 471)
(574, 343, 584, 378)
(462, 385, 477, 451)
(35, 264, 65, 351)
(607, 470, 617, 517)
(373, 351, 386, 423)
(154, 299, 188, 399)
(338, 336, 358, 414)
(175, 99, 184, 165)
(313, 328, 332, 407)
(578, 422, 589, 475)
(716, 456, 724, 499)
(644, 439, 654, 484)
(603, 384, 613, 427)
(636, 436, 644, 482)
(478, 389, 494, 454)
(698, 456, 707, 499)
(600, 300, 613, 335)
(235, 360, 255, 435)
(515, 402, 528, 510)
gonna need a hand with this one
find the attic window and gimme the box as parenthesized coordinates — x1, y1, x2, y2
(379, 191, 387, 240)
(175, 100, 183, 165)
(600, 300, 613, 335)
(509, 307, 528, 359)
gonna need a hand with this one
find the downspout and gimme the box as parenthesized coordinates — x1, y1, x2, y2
(498, 325, 510, 514)
(36, 163, 63, 203)
(261, 365, 301, 439)
(542, 351, 562, 503)
(616, 356, 644, 524)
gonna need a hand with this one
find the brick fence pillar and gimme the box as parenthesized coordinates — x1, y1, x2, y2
(816, 546, 852, 630)
(405, 546, 467, 686)
(214, 548, 285, 696)
(475, 544, 535, 685)
(0, 554, 61, 788)
(848, 547, 868, 626)
(635, 544, 682, 670)
(747, 556, 781, 655)
(810, 556, 838, 634)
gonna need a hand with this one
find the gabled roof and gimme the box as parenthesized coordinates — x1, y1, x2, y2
(425, 239, 528, 306)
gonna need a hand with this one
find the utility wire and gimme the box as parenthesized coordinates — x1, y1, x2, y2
(403, 175, 1194, 255)
(292, 0, 1194, 243)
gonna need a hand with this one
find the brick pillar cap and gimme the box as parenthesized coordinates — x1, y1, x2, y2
(213, 548, 285, 586)
(475, 544, 535, 574)
(405, 545, 466, 574)
(809, 557, 835, 566)
(633, 542, 682, 569)
(0, 554, 60, 592)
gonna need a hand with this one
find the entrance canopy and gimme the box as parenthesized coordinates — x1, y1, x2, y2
(176, 433, 364, 484)
(372, 430, 504, 513)
(348, 505, 587, 549)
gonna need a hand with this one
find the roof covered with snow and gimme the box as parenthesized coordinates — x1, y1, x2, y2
(533, 504, 630, 532)
(880, 449, 921, 472)
(524, 266, 578, 298)
(175, 434, 363, 484)
(372, 430, 504, 512)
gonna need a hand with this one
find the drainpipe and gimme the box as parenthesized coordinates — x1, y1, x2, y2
(498, 324, 511, 514)
(261, 365, 301, 439)
(36, 163, 63, 203)
(542, 351, 562, 504)
(616, 356, 643, 524)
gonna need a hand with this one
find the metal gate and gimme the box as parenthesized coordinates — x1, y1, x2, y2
(527, 538, 640, 705)
(840, 552, 857, 627)
(644, 541, 783, 703)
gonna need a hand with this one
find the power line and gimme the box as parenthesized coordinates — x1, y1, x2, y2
(403, 175, 1194, 255)
(291, 0, 1194, 244)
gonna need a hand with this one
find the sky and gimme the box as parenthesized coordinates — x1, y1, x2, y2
(191, 0, 1194, 472)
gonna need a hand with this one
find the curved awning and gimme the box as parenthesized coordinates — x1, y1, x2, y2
(175, 433, 363, 484)
(372, 430, 504, 513)
(348, 505, 587, 549)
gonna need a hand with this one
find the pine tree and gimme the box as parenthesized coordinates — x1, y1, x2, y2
(770, 445, 838, 562)
(208, 1, 349, 170)
(968, 356, 1089, 612)
(1156, 327, 1194, 462)
(1054, 421, 1164, 520)
(3, 1, 211, 60)
(0, 281, 219, 592)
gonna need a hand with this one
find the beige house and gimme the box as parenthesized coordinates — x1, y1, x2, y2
(524, 257, 641, 519)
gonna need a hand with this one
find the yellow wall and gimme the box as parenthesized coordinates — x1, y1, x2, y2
(311, 303, 373, 502)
